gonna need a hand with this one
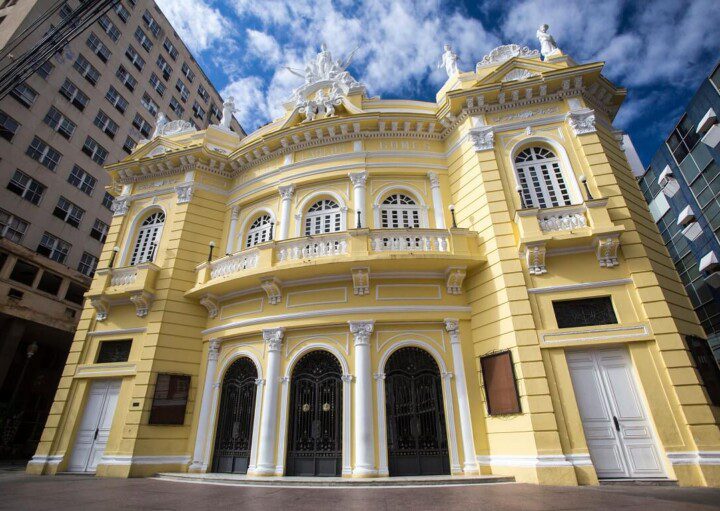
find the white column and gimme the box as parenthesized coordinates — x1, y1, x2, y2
(349, 171, 368, 228)
(189, 339, 221, 471)
(349, 320, 376, 476)
(277, 185, 294, 240)
(253, 327, 285, 475)
(444, 319, 479, 474)
(226, 206, 240, 253)
(428, 172, 446, 229)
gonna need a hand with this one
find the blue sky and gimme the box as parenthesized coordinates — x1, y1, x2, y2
(156, 0, 720, 165)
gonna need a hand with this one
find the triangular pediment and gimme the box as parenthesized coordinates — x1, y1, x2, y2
(476, 58, 562, 86)
(128, 137, 186, 161)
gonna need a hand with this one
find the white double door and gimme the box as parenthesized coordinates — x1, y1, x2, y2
(68, 379, 121, 473)
(567, 348, 665, 479)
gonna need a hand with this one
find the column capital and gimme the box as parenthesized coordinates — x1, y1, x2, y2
(349, 170, 368, 187)
(208, 339, 221, 360)
(373, 372, 386, 381)
(443, 318, 460, 342)
(348, 320, 375, 345)
(254, 378, 266, 386)
(262, 327, 285, 351)
(441, 371, 454, 380)
(427, 171, 440, 188)
(231, 205, 240, 219)
(278, 184, 295, 200)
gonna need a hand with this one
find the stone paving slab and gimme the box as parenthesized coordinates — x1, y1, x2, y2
(1, 471, 720, 511)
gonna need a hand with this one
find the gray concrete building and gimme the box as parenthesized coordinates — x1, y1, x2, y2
(0, 0, 243, 460)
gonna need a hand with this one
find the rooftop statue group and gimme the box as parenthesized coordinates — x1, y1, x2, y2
(148, 24, 561, 137)
(438, 23, 561, 78)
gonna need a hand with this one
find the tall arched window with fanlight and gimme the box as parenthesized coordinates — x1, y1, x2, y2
(514, 146, 572, 209)
(304, 199, 341, 235)
(245, 214, 272, 248)
(380, 194, 421, 228)
(130, 211, 165, 265)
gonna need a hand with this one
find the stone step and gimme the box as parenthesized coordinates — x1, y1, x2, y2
(599, 478, 679, 486)
(155, 472, 515, 488)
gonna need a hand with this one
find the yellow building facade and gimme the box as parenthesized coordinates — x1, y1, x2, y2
(27, 40, 720, 486)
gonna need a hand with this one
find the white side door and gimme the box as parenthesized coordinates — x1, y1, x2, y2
(68, 380, 121, 473)
(567, 348, 665, 479)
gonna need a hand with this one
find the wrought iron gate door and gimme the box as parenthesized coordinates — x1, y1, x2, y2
(212, 358, 257, 473)
(385, 347, 450, 476)
(286, 351, 343, 476)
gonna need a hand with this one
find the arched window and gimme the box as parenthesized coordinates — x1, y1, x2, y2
(130, 211, 165, 265)
(245, 214, 272, 248)
(514, 146, 572, 209)
(380, 194, 420, 228)
(304, 199, 341, 235)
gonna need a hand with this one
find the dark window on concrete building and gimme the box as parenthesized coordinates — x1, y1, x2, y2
(7, 169, 46, 204)
(102, 191, 114, 210)
(149, 374, 190, 425)
(97, 340, 132, 363)
(37, 271, 62, 295)
(43, 106, 76, 139)
(64, 282, 85, 304)
(27, 137, 62, 170)
(59, 79, 89, 111)
(10, 82, 37, 108)
(0, 209, 29, 243)
(553, 297, 618, 328)
(480, 351, 521, 415)
(0, 110, 19, 141)
(9, 259, 39, 286)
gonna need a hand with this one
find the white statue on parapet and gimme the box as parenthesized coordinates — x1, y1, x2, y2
(537, 24, 561, 59)
(284, 44, 366, 121)
(439, 44, 460, 77)
(219, 97, 237, 130)
(151, 112, 168, 138)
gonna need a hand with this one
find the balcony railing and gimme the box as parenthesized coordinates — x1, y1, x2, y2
(537, 205, 587, 233)
(190, 228, 481, 295)
(88, 262, 160, 320)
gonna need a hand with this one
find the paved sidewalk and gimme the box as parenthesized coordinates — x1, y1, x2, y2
(1, 471, 719, 510)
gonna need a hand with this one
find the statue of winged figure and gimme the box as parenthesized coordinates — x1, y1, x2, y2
(286, 44, 359, 84)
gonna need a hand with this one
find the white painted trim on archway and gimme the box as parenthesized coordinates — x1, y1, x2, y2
(119, 204, 167, 266)
(293, 190, 348, 238)
(375, 339, 461, 476)
(236, 207, 277, 252)
(275, 343, 351, 476)
(371, 184, 429, 228)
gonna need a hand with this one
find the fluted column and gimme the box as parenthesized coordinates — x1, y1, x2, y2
(349, 171, 368, 228)
(277, 185, 294, 240)
(349, 320, 376, 476)
(226, 206, 240, 253)
(428, 172, 446, 229)
(253, 327, 285, 475)
(444, 319, 478, 474)
(189, 339, 221, 471)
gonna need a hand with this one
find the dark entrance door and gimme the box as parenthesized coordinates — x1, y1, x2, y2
(286, 350, 343, 476)
(385, 347, 450, 476)
(212, 357, 258, 473)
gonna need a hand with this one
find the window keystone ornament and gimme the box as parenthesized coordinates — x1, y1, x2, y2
(445, 267, 467, 295)
(525, 243, 547, 275)
(91, 298, 109, 321)
(566, 109, 596, 135)
(199, 294, 219, 318)
(469, 125, 494, 151)
(112, 197, 130, 217)
(175, 182, 193, 204)
(351, 267, 370, 295)
(260, 276, 282, 305)
(595, 236, 620, 268)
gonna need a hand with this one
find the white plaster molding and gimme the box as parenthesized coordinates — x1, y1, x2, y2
(262, 327, 285, 352)
(175, 182, 194, 204)
(445, 267, 466, 295)
(260, 277, 282, 305)
(351, 267, 370, 295)
(348, 320, 375, 345)
(87, 327, 147, 337)
(541, 323, 650, 344)
(199, 294, 219, 319)
(524, 244, 547, 275)
(202, 305, 472, 335)
(594, 236, 620, 268)
(349, 170, 368, 187)
(666, 451, 720, 466)
(502, 68, 538, 82)
(91, 298, 109, 321)
(468, 125, 494, 151)
(476, 454, 581, 468)
(111, 197, 130, 217)
(566, 109, 596, 135)
(476, 44, 540, 70)
(129, 292, 153, 317)
(528, 278, 632, 294)
(98, 454, 192, 466)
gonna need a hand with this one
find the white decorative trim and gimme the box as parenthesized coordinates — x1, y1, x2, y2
(351, 267, 370, 296)
(91, 298, 109, 321)
(202, 305, 471, 335)
(566, 109, 596, 135)
(541, 324, 650, 344)
(476, 44, 540, 69)
(219, 297, 264, 320)
(285, 287, 348, 308)
(524, 243, 547, 275)
(75, 363, 137, 378)
(98, 454, 191, 466)
(445, 267, 466, 295)
(502, 68, 539, 82)
(87, 327, 147, 337)
(594, 236, 620, 268)
(468, 125, 494, 151)
(260, 277, 282, 305)
(200, 294, 219, 318)
(111, 197, 130, 217)
(28, 454, 64, 466)
(130, 292, 153, 317)
(476, 454, 581, 468)
(527, 278, 632, 294)
(667, 451, 720, 465)
(175, 182, 194, 204)
(375, 284, 442, 301)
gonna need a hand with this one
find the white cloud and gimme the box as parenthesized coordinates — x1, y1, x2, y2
(156, 0, 231, 53)
(246, 29, 283, 66)
(221, 76, 266, 128)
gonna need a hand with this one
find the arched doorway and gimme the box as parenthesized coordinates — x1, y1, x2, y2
(385, 346, 450, 476)
(212, 357, 258, 473)
(286, 350, 343, 476)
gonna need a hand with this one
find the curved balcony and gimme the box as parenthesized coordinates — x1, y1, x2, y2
(187, 228, 482, 298)
(87, 262, 160, 320)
